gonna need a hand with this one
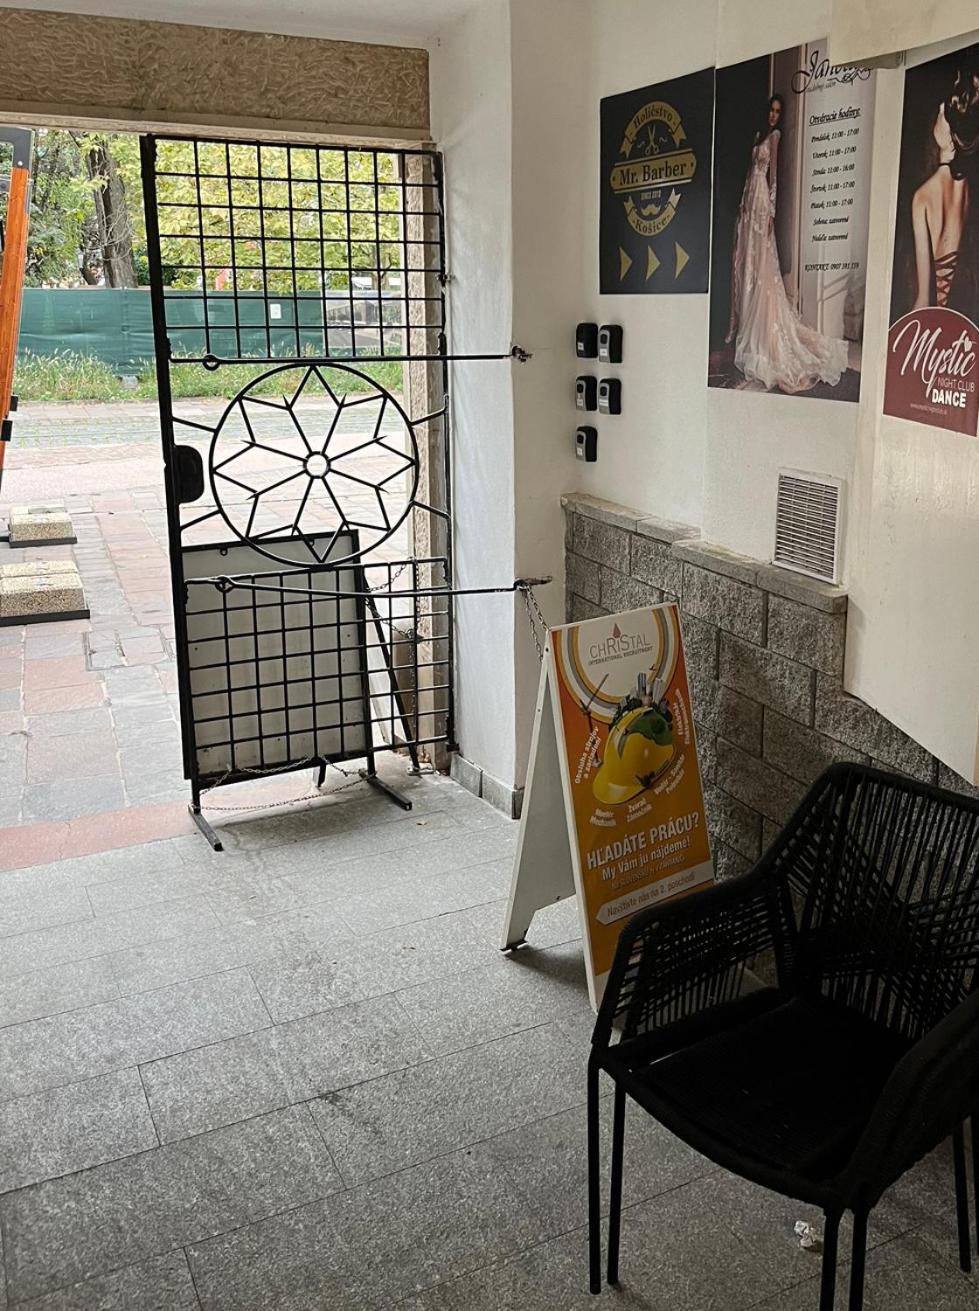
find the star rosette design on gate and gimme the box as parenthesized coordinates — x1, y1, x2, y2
(206, 364, 420, 567)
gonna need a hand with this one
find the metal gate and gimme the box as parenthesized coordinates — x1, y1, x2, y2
(140, 133, 464, 846)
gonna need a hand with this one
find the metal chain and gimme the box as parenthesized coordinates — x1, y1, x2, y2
(521, 584, 549, 664)
(200, 757, 363, 810)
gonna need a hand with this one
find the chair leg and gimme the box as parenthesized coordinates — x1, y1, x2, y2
(971, 1116, 979, 1254)
(607, 1083, 626, 1286)
(953, 1123, 972, 1273)
(848, 1211, 869, 1311)
(587, 1059, 602, 1295)
(820, 1211, 841, 1311)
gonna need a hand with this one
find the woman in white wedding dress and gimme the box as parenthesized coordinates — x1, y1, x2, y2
(725, 94, 849, 393)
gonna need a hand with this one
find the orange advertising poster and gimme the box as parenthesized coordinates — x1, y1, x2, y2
(550, 603, 713, 999)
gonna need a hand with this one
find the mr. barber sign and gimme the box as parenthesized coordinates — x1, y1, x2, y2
(600, 68, 714, 293)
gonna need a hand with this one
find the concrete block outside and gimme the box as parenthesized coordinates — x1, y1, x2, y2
(7, 504, 76, 547)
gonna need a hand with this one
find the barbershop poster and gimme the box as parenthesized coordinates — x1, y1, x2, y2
(708, 40, 876, 400)
(600, 68, 714, 293)
(502, 603, 712, 1009)
(883, 42, 979, 435)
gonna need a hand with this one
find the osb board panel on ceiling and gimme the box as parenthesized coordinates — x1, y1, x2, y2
(0, 8, 430, 137)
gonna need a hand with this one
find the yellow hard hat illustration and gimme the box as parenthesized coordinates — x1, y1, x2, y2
(593, 706, 675, 805)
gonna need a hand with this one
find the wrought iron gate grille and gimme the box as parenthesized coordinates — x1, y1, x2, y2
(141, 132, 453, 837)
(151, 138, 445, 363)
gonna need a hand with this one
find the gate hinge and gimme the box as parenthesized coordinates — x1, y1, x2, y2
(438, 271, 454, 287)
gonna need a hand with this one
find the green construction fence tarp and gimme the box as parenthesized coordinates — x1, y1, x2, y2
(17, 288, 385, 372)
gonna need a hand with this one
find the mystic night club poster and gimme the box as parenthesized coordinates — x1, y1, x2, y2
(883, 43, 979, 435)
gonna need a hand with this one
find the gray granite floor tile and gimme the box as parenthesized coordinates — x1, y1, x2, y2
(107, 902, 355, 996)
(337, 861, 511, 937)
(0, 888, 92, 942)
(0, 969, 270, 1102)
(394, 941, 591, 1055)
(279, 829, 516, 909)
(0, 957, 119, 1029)
(187, 1146, 542, 1310)
(14, 1251, 200, 1310)
(184, 1197, 364, 1311)
(2, 1106, 340, 1302)
(251, 909, 498, 1024)
(0, 898, 220, 984)
(877, 1139, 971, 1270)
(140, 994, 430, 1142)
(470, 1096, 717, 1240)
(211, 803, 465, 861)
(310, 1022, 581, 1185)
(85, 866, 218, 916)
(0, 1068, 156, 1193)
(750, 1232, 979, 1310)
(58, 842, 190, 889)
(402, 1226, 625, 1309)
(462, 896, 581, 950)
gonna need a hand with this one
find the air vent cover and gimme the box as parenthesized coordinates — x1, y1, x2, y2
(773, 470, 843, 583)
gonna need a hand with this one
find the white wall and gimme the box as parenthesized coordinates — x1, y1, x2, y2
(432, 0, 979, 791)
(574, 0, 717, 533)
(509, 0, 591, 779)
(429, 0, 518, 787)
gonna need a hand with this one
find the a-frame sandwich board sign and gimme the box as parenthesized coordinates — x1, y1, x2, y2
(502, 602, 714, 1010)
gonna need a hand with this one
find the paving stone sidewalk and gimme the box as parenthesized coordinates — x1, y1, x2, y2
(0, 399, 411, 833)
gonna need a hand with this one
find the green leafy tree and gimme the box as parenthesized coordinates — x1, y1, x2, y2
(154, 141, 404, 295)
(25, 128, 146, 287)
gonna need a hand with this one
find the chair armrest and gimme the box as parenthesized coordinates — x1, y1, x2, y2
(592, 861, 796, 1051)
(842, 987, 979, 1208)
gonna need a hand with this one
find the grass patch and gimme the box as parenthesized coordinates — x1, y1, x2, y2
(15, 350, 405, 404)
(14, 350, 130, 402)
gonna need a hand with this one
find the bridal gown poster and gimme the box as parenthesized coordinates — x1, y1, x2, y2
(883, 43, 979, 436)
(600, 68, 714, 293)
(707, 41, 876, 400)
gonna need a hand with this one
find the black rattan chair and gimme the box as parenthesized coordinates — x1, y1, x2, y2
(588, 763, 979, 1310)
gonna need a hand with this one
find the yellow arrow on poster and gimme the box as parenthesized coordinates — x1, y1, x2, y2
(675, 241, 690, 278)
(646, 246, 660, 281)
(619, 247, 633, 280)
(501, 602, 713, 1010)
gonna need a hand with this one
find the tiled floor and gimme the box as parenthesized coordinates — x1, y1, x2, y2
(0, 766, 976, 1309)
(3, 406, 979, 1308)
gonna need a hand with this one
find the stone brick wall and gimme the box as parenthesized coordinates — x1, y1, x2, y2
(563, 493, 979, 880)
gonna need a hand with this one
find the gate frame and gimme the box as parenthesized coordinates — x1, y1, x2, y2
(139, 131, 456, 845)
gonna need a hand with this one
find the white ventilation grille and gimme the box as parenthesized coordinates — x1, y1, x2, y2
(773, 470, 843, 584)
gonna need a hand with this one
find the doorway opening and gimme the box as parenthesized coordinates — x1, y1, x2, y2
(1, 124, 452, 841)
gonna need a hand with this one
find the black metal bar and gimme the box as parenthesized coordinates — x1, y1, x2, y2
(364, 587, 420, 771)
(820, 1211, 841, 1311)
(193, 577, 551, 601)
(955, 1125, 973, 1273)
(848, 1211, 868, 1311)
(587, 1059, 602, 1295)
(169, 349, 528, 367)
(359, 769, 412, 811)
(607, 1083, 626, 1286)
(139, 134, 199, 791)
(189, 803, 224, 851)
